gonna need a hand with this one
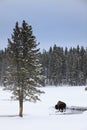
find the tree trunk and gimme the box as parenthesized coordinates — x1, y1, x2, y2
(19, 99, 23, 117)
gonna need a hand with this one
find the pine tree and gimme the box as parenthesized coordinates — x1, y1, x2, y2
(0, 49, 7, 85)
(3, 20, 44, 117)
(40, 44, 87, 86)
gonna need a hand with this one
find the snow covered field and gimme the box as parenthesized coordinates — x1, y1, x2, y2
(0, 86, 87, 130)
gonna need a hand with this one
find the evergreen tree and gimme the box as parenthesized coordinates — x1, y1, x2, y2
(39, 49, 48, 85)
(47, 47, 54, 85)
(3, 20, 44, 117)
(53, 45, 63, 85)
(78, 46, 86, 85)
(0, 49, 7, 85)
(0, 50, 3, 84)
(40, 45, 87, 86)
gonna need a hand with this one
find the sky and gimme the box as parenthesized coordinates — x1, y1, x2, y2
(0, 0, 87, 50)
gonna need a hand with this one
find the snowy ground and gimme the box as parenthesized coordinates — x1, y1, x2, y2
(0, 86, 87, 130)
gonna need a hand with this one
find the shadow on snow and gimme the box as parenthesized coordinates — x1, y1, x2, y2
(0, 115, 18, 118)
(49, 106, 87, 115)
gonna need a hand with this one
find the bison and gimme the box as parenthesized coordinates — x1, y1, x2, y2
(55, 101, 66, 112)
(85, 87, 87, 91)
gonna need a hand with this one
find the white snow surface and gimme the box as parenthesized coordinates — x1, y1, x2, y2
(0, 86, 87, 130)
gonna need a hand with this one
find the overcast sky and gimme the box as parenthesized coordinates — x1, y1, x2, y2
(0, 0, 87, 50)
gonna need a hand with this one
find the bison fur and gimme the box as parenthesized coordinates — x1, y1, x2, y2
(55, 101, 66, 112)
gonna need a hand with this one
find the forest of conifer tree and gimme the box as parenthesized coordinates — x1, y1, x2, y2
(0, 44, 87, 86)
(40, 44, 87, 86)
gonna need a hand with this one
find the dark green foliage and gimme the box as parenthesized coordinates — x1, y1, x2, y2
(0, 49, 7, 85)
(3, 20, 44, 101)
(0, 43, 87, 87)
(40, 45, 87, 86)
(2, 20, 44, 117)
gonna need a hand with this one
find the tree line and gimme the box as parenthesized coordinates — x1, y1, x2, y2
(0, 42, 87, 87)
(40, 45, 87, 86)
